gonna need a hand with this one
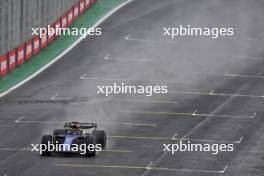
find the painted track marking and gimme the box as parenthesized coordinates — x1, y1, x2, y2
(0, 147, 132, 153)
(103, 54, 154, 62)
(119, 110, 255, 119)
(169, 90, 264, 98)
(55, 163, 229, 174)
(109, 135, 243, 144)
(80, 75, 192, 84)
(124, 34, 179, 44)
(14, 119, 156, 127)
(14, 116, 25, 123)
(224, 73, 264, 79)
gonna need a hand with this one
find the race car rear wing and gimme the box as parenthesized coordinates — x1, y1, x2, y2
(64, 122, 97, 129)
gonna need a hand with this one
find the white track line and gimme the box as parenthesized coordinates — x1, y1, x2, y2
(146, 161, 153, 170)
(171, 133, 178, 140)
(109, 135, 175, 141)
(0, 148, 31, 151)
(80, 73, 88, 80)
(104, 54, 111, 60)
(181, 137, 243, 144)
(109, 98, 178, 104)
(0, 147, 132, 153)
(0, 0, 135, 99)
(124, 34, 178, 44)
(119, 110, 255, 119)
(221, 165, 229, 173)
(14, 116, 25, 123)
(56, 163, 228, 174)
(103, 55, 264, 79)
(80, 75, 192, 84)
(101, 149, 133, 153)
(192, 110, 198, 115)
(14, 118, 156, 127)
(109, 135, 243, 144)
(48, 94, 179, 104)
(250, 112, 257, 119)
(224, 73, 264, 79)
(50, 93, 73, 101)
(238, 137, 244, 143)
(50, 93, 59, 100)
(230, 55, 264, 61)
(103, 53, 264, 64)
(103, 54, 154, 62)
(169, 90, 264, 98)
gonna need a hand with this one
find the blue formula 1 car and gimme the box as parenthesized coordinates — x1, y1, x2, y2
(40, 122, 106, 157)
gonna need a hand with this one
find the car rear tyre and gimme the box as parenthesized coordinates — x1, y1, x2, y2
(85, 136, 96, 157)
(41, 135, 52, 156)
(93, 130, 106, 150)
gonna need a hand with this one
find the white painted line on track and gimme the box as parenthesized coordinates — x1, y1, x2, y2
(101, 54, 264, 80)
(224, 55, 264, 61)
(220, 165, 229, 174)
(109, 135, 175, 141)
(100, 149, 133, 153)
(171, 133, 178, 140)
(103, 54, 154, 62)
(55, 163, 229, 174)
(36, 95, 179, 104)
(0, 147, 132, 153)
(181, 137, 244, 144)
(238, 137, 244, 144)
(146, 161, 153, 170)
(169, 90, 264, 98)
(109, 135, 243, 144)
(80, 73, 88, 80)
(104, 54, 111, 60)
(104, 52, 264, 65)
(49, 93, 73, 101)
(224, 73, 264, 79)
(124, 34, 130, 40)
(250, 112, 257, 119)
(109, 98, 178, 104)
(192, 110, 198, 115)
(0, 148, 31, 151)
(104, 122, 156, 127)
(124, 34, 178, 44)
(119, 110, 255, 119)
(80, 75, 192, 84)
(0, 0, 135, 99)
(80, 76, 139, 81)
(50, 93, 59, 100)
(101, 52, 264, 66)
(14, 118, 156, 127)
(14, 116, 25, 123)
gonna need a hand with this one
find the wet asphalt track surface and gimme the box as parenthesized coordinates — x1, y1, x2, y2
(1, 0, 264, 175)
